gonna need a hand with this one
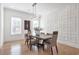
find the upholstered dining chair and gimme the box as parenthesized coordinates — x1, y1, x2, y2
(46, 33, 52, 35)
(40, 32, 45, 34)
(44, 31, 58, 55)
(25, 30, 32, 46)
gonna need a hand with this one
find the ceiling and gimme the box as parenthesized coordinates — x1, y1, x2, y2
(2, 3, 71, 15)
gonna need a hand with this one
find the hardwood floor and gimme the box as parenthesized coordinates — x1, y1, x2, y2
(0, 40, 79, 55)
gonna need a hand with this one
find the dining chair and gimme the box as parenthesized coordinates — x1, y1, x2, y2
(44, 31, 58, 55)
(29, 36, 44, 51)
(40, 32, 45, 34)
(46, 33, 52, 35)
(25, 34, 28, 45)
(25, 30, 32, 46)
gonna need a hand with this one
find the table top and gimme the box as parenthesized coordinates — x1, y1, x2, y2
(32, 34, 52, 40)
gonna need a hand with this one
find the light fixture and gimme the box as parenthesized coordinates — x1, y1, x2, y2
(32, 3, 37, 19)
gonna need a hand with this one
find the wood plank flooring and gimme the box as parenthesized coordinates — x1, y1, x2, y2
(0, 40, 79, 55)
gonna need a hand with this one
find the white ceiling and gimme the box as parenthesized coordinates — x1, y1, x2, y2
(2, 3, 71, 15)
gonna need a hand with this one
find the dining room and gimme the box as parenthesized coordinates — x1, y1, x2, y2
(0, 3, 79, 55)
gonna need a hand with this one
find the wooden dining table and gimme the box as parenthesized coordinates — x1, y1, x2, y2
(29, 34, 53, 51)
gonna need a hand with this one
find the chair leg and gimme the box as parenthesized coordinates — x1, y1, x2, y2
(37, 44, 40, 52)
(29, 39, 32, 51)
(55, 45, 58, 54)
(25, 39, 28, 45)
(43, 44, 44, 51)
(51, 47, 53, 55)
(30, 44, 32, 51)
(25, 40, 27, 45)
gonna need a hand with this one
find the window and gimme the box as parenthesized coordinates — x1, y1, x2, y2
(11, 17, 22, 35)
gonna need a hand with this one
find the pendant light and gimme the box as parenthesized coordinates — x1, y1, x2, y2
(32, 3, 37, 18)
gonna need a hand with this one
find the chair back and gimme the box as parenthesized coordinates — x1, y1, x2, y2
(41, 32, 45, 35)
(47, 33, 52, 35)
(51, 31, 58, 46)
(25, 30, 32, 39)
(47, 33, 50, 35)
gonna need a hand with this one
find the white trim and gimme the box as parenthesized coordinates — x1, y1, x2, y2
(58, 40, 79, 48)
(4, 39, 24, 43)
(0, 4, 4, 47)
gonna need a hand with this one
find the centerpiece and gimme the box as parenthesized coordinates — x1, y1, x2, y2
(34, 27, 42, 36)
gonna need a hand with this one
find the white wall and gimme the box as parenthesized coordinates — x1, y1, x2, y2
(4, 8, 33, 42)
(41, 4, 79, 48)
(0, 4, 1, 46)
(0, 4, 4, 47)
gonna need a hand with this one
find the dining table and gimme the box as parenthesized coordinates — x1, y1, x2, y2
(32, 34, 52, 41)
(28, 33, 53, 51)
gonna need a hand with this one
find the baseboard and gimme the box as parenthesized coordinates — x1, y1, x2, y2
(4, 39, 25, 43)
(58, 40, 79, 48)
